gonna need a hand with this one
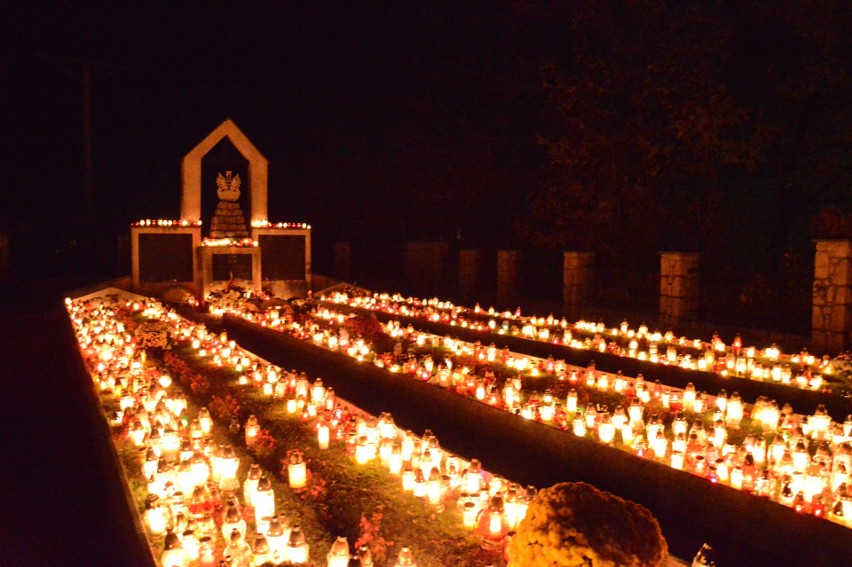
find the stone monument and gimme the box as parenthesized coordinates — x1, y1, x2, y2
(131, 119, 311, 298)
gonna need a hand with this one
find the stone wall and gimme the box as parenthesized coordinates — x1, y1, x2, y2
(812, 239, 852, 354)
(209, 201, 249, 238)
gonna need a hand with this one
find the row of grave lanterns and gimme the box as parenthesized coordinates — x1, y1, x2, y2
(69, 298, 341, 565)
(70, 300, 315, 565)
(188, 330, 534, 542)
(71, 286, 852, 567)
(329, 292, 837, 392)
(69, 295, 531, 566)
(180, 306, 538, 557)
(179, 310, 534, 561)
(131, 219, 311, 230)
(245, 300, 852, 524)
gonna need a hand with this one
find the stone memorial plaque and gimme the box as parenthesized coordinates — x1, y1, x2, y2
(211, 253, 253, 281)
(259, 234, 306, 280)
(138, 233, 194, 283)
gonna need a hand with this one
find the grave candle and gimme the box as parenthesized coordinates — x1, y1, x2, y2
(426, 467, 443, 507)
(252, 533, 272, 566)
(161, 531, 188, 567)
(466, 460, 482, 493)
(395, 547, 417, 567)
(573, 416, 587, 437)
(463, 501, 478, 528)
(598, 414, 615, 444)
(327, 536, 350, 567)
(244, 414, 260, 447)
(288, 451, 308, 489)
(566, 389, 578, 412)
(731, 467, 744, 490)
(317, 421, 330, 450)
(243, 463, 261, 507)
(266, 517, 289, 564)
(221, 499, 247, 542)
(254, 475, 275, 525)
(285, 525, 309, 564)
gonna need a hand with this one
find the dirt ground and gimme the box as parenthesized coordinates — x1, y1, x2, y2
(0, 279, 152, 566)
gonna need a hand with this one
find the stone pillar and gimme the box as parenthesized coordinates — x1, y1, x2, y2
(404, 242, 449, 296)
(563, 251, 594, 320)
(458, 249, 482, 299)
(497, 250, 520, 306)
(812, 239, 852, 354)
(659, 252, 699, 325)
(0, 233, 8, 280)
(333, 241, 351, 281)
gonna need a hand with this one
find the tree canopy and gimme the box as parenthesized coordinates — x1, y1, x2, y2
(520, 0, 852, 312)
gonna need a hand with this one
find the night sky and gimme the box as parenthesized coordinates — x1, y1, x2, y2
(3, 2, 850, 321)
(3, 3, 544, 280)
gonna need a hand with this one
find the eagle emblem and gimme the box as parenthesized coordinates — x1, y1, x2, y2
(216, 171, 242, 202)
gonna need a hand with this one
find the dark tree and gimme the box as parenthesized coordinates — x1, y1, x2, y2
(520, 0, 852, 324)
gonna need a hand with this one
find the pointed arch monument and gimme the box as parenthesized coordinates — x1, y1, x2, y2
(181, 118, 268, 224)
(131, 119, 311, 298)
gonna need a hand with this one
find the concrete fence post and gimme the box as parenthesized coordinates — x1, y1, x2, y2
(660, 251, 699, 326)
(812, 239, 852, 354)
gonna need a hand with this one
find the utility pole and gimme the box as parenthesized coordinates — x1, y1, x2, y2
(82, 62, 93, 212)
(38, 55, 122, 224)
